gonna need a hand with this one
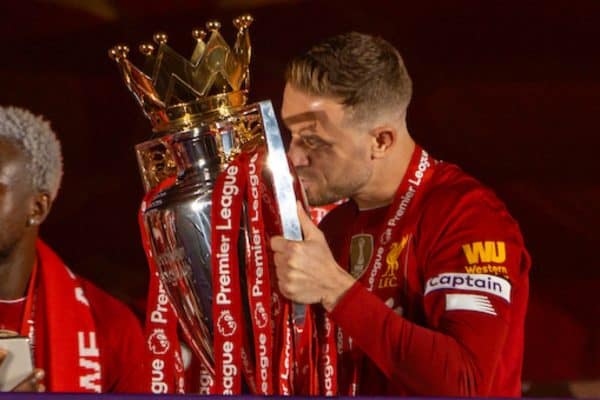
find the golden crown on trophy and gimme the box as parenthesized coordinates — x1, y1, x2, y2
(109, 14, 253, 133)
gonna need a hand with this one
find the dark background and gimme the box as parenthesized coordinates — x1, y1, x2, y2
(1, 0, 599, 389)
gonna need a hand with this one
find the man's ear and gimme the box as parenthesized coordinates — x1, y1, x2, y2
(369, 126, 395, 159)
(27, 192, 52, 227)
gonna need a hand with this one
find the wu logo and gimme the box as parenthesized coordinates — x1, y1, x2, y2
(462, 241, 506, 264)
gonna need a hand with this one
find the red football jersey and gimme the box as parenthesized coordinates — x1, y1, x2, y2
(321, 160, 530, 397)
(0, 278, 146, 393)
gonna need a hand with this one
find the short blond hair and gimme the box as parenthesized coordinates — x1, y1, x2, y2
(285, 32, 412, 126)
(0, 106, 63, 200)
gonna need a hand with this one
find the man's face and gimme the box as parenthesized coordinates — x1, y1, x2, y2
(281, 84, 373, 206)
(0, 138, 33, 259)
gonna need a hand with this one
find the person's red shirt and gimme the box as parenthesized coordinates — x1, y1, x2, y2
(0, 278, 145, 393)
(321, 161, 530, 396)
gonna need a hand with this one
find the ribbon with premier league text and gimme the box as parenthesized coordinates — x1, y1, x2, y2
(319, 146, 436, 395)
(245, 151, 275, 394)
(140, 150, 313, 395)
(211, 154, 248, 394)
(139, 176, 186, 394)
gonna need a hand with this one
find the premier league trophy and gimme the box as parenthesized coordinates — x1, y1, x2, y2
(109, 16, 313, 395)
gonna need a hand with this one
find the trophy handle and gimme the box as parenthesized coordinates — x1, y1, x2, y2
(258, 101, 306, 329)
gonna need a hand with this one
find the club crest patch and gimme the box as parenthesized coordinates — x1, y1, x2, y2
(378, 234, 410, 289)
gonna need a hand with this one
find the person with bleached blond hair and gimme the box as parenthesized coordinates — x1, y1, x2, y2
(0, 106, 146, 393)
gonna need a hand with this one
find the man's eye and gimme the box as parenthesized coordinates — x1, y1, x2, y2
(302, 136, 323, 148)
(302, 136, 316, 146)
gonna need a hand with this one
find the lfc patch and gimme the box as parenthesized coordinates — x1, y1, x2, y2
(378, 235, 410, 289)
(349, 234, 374, 278)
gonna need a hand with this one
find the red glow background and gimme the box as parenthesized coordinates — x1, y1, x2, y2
(1, 0, 598, 388)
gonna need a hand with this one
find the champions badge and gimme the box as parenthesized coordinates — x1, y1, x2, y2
(350, 234, 373, 278)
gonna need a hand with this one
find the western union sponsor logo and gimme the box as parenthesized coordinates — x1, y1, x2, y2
(464, 264, 508, 276)
(462, 241, 506, 264)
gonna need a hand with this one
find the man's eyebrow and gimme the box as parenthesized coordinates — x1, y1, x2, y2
(283, 111, 328, 126)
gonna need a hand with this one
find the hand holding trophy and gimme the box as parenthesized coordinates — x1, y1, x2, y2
(109, 16, 314, 395)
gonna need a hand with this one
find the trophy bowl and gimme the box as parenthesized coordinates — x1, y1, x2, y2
(110, 16, 306, 395)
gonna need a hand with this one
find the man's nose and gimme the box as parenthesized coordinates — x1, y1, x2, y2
(287, 138, 309, 167)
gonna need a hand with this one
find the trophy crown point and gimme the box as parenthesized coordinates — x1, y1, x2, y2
(111, 15, 254, 131)
(192, 29, 207, 41)
(233, 14, 253, 30)
(153, 32, 168, 45)
(206, 20, 221, 31)
(108, 44, 130, 60)
(139, 43, 155, 56)
(107, 47, 119, 60)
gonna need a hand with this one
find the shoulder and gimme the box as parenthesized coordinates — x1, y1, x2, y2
(78, 278, 145, 358)
(414, 163, 530, 336)
(422, 162, 521, 231)
(79, 279, 142, 327)
(416, 161, 530, 279)
(78, 278, 146, 392)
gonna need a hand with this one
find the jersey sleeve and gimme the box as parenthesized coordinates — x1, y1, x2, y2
(329, 185, 530, 396)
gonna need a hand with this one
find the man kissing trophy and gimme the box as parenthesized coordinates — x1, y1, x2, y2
(109, 15, 317, 395)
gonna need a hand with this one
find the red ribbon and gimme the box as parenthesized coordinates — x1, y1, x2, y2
(244, 150, 276, 394)
(210, 155, 248, 394)
(139, 148, 315, 394)
(321, 146, 436, 395)
(139, 176, 186, 394)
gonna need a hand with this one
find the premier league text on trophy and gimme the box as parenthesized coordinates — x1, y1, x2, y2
(109, 15, 319, 395)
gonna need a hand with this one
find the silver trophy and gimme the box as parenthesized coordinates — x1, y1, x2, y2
(109, 15, 306, 393)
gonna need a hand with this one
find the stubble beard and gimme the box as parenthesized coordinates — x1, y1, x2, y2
(303, 167, 372, 207)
